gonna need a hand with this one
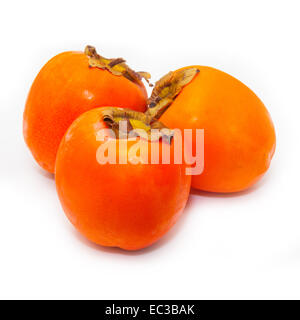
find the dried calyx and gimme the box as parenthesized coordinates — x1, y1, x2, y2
(85, 45, 152, 86)
(145, 67, 200, 120)
(101, 108, 173, 142)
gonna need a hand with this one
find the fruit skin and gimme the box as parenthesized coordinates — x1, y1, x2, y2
(23, 51, 147, 173)
(55, 108, 191, 250)
(160, 66, 276, 193)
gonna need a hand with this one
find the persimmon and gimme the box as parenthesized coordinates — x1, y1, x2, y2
(146, 66, 276, 193)
(23, 46, 150, 173)
(55, 107, 191, 250)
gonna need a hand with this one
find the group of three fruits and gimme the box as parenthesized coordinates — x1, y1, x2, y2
(23, 46, 276, 250)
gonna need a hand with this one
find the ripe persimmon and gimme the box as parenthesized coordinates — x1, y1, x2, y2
(55, 107, 191, 250)
(23, 46, 150, 173)
(146, 66, 276, 193)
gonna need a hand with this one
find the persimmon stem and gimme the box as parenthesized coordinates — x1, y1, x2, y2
(145, 67, 200, 121)
(85, 45, 152, 86)
(101, 108, 173, 142)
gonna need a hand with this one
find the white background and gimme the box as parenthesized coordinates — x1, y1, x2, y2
(0, 0, 299, 299)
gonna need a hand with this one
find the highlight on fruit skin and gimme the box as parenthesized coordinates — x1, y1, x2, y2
(55, 107, 191, 251)
(147, 66, 276, 193)
(23, 45, 150, 173)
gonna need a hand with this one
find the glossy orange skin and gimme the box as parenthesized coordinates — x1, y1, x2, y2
(23, 51, 147, 173)
(160, 66, 276, 193)
(55, 108, 191, 250)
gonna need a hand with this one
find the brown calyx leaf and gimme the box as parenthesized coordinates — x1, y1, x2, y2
(101, 107, 173, 142)
(146, 67, 200, 120)
(85, 45, 152, 86)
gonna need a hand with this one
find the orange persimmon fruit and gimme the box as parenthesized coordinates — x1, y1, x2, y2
(55, 107, 191, 250)
(146, 66, 276, 193)
(23, 46, 150, 173)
